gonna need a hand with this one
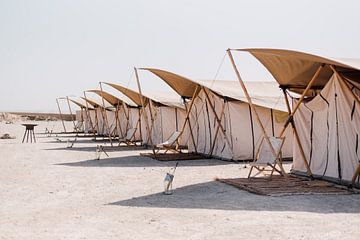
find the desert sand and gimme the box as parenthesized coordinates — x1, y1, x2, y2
(0, 120, 359, 240)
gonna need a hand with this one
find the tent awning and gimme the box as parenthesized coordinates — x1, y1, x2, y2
(239, 48, 360, 95)
(143, 68, 287, 111)
(104, 82, 146, 107)
(87, 89, 124, 107)
(141, 68, 199, 98)
(68, 98, 94, 110)
(104, 82, 184, 109)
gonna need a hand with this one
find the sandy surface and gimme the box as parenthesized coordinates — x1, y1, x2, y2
(0, 121, 359, 240)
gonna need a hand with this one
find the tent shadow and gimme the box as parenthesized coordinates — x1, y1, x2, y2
(44, 145, 147, 152)
(55, 156, 233, 168)
(108, 181, 360, 213)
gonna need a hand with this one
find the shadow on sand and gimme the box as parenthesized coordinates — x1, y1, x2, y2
(55, 155, 233, 168)
(44, 144, 147, 152)
(108, 181, 360, 213)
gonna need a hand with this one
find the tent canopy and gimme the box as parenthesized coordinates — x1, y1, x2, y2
(141, 68, 198, 98)
(87, 89, 125, 107)
(80, 96, 108, 109)
(239, 48, 360, 95)
(104, 82, 145, 107)
(143, 68, 287, 111)
(104, 82, 184, 109)
(68, 98, 94, 110)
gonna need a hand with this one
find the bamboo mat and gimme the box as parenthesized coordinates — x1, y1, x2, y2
(217, 175, 356, 196)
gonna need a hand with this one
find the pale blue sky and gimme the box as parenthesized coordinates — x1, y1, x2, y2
(1, 0, 359, 112)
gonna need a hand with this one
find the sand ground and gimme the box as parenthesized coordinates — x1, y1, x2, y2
(0, 121, 359, 240)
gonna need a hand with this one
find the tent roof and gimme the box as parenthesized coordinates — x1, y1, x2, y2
(80, 96, 108, 109)
(104, 82, 145, 106)
(199, 80, 286, 111)
(68, 98, 94, 110)
(143, 68, 286, 111)
(141, 68, 198, 98)
(104, 82, 184, 108)
(87, 89, 124, 107)
(239, 48, 360, 95)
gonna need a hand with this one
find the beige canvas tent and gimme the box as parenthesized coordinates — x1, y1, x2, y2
(68, 97, 94, 132)
(104, 82, 188, 146)
(87, 89, 137, 138)
(143, 68, 293, 161)
(80, 95, 112, 135)
(240, 48, 360, 185)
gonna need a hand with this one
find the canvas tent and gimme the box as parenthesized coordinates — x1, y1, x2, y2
(87, 89, 136, 138)
(104, 82, 188, 146)
(80, 95, 112, 135)
(143, 68, 293, 161)
(68, 97, 94, 132)
(241, 48, 360, 184)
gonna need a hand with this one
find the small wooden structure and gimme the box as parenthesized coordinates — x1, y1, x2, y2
(22, 123, 37, 143)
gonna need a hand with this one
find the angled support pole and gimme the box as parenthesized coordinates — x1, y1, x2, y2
(179, 85, 200, 153)
(65, 96, 77, 130)
(83, 91, 97, 138)
(227, 49, 287, 175)
(134, 67, 153, 146)
(56, 98, 67, 133)
(202, 88, 232, 153)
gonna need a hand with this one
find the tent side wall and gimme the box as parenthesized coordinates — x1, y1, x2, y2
(187, 88, 293, 160)
(138, 102, 189, 147)
(293, 73, 360, 182)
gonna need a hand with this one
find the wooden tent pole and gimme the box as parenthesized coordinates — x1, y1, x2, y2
(202, 88, 232, 151)
(134, 67, 153, 146)
(99, 82, 113, 146)
(330, 65, 360, 104)
(279, 64, 324, 137)
(179, 85, 200, 153)
(227, 49, 287, 175)
(56, 98, 67, 133)
(329, 65, 360, 185)
(83, 91, 97, 138)
(208, 98, 226, 156)
(282, 89, 313, 176)
(66, 96, 76, 130)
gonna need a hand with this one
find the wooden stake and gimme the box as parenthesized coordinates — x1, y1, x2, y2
(56, 98, 67, 133)
(227, 49, 287, 175)
(134, 67, 153, 146)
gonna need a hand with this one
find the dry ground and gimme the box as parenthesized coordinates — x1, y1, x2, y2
(0, 121, 359, 240)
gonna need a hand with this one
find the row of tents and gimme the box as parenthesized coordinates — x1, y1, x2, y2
(57, 48, 360, 187)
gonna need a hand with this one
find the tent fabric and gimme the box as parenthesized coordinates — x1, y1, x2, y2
(141, 68, 199, 98)
(198, 80, 287, 111)
(69, 98, 93, 110)
(187, 88, 293, 160)
(142, 68, 287, 111)
(87, 89, 123, 107)
(240, 48, 360, 95)
(294, 74, 360, 182)
(103, 83, 145, 107)
(104, 82, 184, 109)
